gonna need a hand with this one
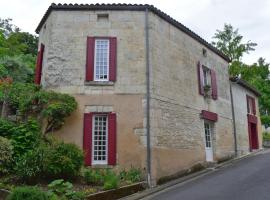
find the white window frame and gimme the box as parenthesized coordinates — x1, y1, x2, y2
(92, 114, 108, 165)
(202, 66, 211, 87)
(204, 122, 212, 149)
(94, 39, 110, 81)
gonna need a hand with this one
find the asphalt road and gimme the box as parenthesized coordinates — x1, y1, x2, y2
(144, 150, 270, 200)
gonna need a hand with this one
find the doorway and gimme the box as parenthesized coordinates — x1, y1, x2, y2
(204, 122, 213, 162)
(249, 122, 259, 150)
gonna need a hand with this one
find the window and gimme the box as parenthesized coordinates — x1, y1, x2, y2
(94, 39, 109, 81)
(92, 114, 108, 164)
(197, 62, 218, 100)
(203, 67, 211, 87)
(204, 122, 212, 148)
(85, 37, 116, 82)
(83, 112, 116, 166)
(247, 95, 256, 115)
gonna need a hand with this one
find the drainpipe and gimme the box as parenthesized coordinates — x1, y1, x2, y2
(145, 7, 152, 188)
(230, 80, 238, 157)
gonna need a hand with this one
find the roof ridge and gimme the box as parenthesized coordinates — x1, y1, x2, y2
(35, 3, 230, 62)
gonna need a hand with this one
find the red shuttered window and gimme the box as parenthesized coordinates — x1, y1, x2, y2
(246, 95, 256, 115)
(86, 37, 117, 82)
(83, 112, 117, 166)
(34, 43, 45, 85)
(197, 62, 218, 100)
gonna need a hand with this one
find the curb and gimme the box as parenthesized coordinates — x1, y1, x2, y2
(120, 149, 265, 200)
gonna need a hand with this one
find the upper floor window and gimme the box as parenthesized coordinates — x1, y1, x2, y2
(86, 37, 117, 82)
(94, 39, 109, 81)
(203, 66, 211, 87)
(197, 62, 218, 100)
(247, 95, 256, 115)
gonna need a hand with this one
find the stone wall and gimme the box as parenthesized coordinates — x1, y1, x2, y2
(231, 82, 262, 155)
(38, 10, 148, 171)
(148, 12, 234, 181)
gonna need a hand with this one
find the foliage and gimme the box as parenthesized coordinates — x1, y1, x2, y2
(0, 83, 77, 134)
(7, 186, 49, 200)
(119, 167, 142, 184)
(263, 132, 270, 141)
(14, 145, 45, 181)
(0, 18, 37, 83)
(212, 23, 257, 62)
(47, 179, 85, 200)
(0, 55, 34, 82)
(10, 119, 41, 158)
(0, 118, 15, 138)
(43, 138, 84, 179)
(83, 168, 105, 185)
(103, 170, 119, 190)
(0, 136, 13, 174)
(212, 24, 270, 126)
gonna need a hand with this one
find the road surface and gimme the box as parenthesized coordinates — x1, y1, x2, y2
(144, 150, 270, 200)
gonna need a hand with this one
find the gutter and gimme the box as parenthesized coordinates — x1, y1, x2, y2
(145, 8, 152, 188)
(230, 80, 238, 156)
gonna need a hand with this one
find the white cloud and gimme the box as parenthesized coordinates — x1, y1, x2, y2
(0, 0, 269, 64)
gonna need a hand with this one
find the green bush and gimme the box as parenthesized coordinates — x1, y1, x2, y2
(14, 145, 45, 181)
(0, 136, 13, 174)
(43, 139, 84, 179)
(84, 168, 104, 185)
(103, 171, 119, 190)
(120, 167, 142, 183)
(263, 132, 270, 141)
(10, 119, 41, 158)
(48, 179, 85, 200)
(0, 118, 15, 138)
(7, 186, 49, 200)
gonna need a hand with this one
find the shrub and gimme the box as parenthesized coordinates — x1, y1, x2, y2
(10, 119, 41, 158)
(103, 171, 119, 190)
(14, 145, 45, 182)
(263, 132, 270, 141)
(43, 138, 84, 179)
(48, 179, 85, 200)
(0, 118, 15, 138)
(84, 168, 104, 185)
(120, 167, 142, 183)
(0, 136, 13, 174)
(7, 186, 49, 200)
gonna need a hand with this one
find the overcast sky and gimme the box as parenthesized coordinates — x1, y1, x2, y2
(0, 0, 269, 64)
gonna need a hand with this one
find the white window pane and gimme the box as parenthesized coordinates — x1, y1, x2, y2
(92, 115, 108, 164)
(94, 39, 109, 81)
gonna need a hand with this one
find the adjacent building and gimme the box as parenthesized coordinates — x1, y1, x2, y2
(35, 3, 262, 185)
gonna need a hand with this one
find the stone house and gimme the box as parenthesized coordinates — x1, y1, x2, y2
(35, 3, 262, 185)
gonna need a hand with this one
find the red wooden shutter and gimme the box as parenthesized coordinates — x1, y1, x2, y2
(246, 95, 250, 114)
(108, 112, 117, 165)
(211, 69, 218, 100)
(83, 113, 93, 166)
(34, 43, 45, 84)
(252, 98, 256, 115)
(109, 37, 117, 81)
(86, 37, 95, 81)
(197, 61, 204, 95)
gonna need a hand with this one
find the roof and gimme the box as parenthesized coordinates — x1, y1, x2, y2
(36, 3, 230, 62)
(230, 77, 261, 97)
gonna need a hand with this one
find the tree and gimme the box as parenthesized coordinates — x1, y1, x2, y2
(212, 24, 257, 62)
(0, 18, 37, 83)
(212, 24, 270, 127)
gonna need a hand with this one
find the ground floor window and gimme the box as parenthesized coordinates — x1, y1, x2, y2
(92, 114, 108, 165)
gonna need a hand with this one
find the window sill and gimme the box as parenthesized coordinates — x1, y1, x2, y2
(84, 81, 114, 86)
(90, 164, 114, 169)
